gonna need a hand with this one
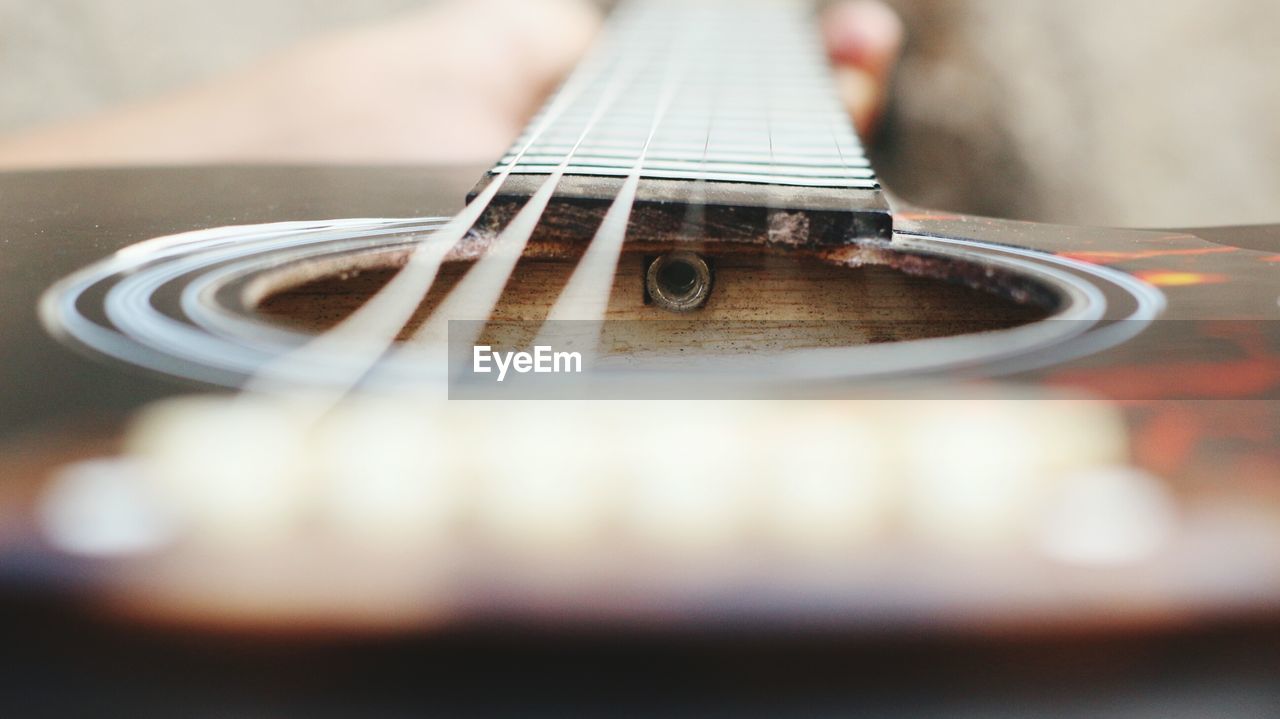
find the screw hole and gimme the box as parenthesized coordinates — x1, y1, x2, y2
(646, 252, 712, 312)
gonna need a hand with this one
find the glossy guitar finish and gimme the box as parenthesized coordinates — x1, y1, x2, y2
(1, 164, 1277, 633)
(1, 0, 1277, 712)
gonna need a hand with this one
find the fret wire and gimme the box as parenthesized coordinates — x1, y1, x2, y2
(495, 158, 876, 178)
(491, 165, 880, 189)
(502, 152, 871, 169)
(505, 141, 865, 155)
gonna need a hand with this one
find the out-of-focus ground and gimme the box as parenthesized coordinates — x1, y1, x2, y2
(1, 0, 1277, 227)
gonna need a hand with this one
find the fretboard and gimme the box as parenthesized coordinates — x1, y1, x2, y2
(471, 0, 891, 248)
(491, 0, 880, 191)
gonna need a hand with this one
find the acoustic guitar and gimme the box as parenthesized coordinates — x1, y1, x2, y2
(1, 0, 1278, 667)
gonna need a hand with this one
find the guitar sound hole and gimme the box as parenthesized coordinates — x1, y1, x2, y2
(252, 251, 1050, 355)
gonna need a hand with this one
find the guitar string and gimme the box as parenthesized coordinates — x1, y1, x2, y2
(673, 1, 727, 263)
(248, 0, 858, 398)
(532, 0, 699, 365)
(239, 13, 628, 399)
(514, 0, 840, 389)
(219, 29, 632, 546)
(406, 12, 665, 363)
(816, 1, 867, 200)
(757, 0, 785, 241)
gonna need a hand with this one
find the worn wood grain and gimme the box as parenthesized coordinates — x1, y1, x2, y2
(257, 253, 1045, 355)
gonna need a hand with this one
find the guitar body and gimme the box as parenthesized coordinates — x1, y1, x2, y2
(4, 161, 1278, 600)
(2, 163, 1278, 715)
(1, 0, 1279, 713)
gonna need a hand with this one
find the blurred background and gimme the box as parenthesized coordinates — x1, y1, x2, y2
(1, 0, 1278, 227)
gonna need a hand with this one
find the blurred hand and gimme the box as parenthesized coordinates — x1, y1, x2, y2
(0, 0, 902, 169)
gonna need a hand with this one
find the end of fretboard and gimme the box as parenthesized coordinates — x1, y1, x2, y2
(466, 174, 891, 249)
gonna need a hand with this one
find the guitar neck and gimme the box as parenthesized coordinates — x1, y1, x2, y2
(471, 0, 891, 248)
